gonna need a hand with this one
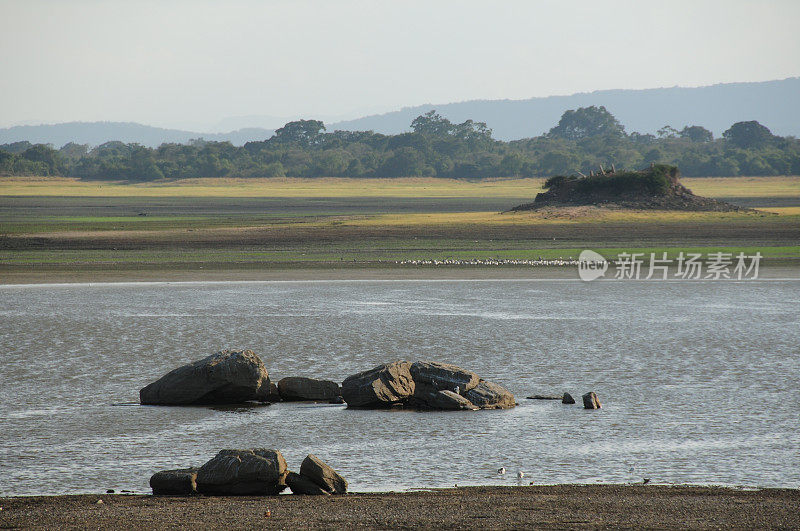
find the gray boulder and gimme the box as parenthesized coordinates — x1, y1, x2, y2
(341, 360, 516, 410)
(409, 361, 480, 394)
(562, 392, 576, 404)
(582, 392, 602, 409)
(278, 377, 341, 402)
(285, 471, 331, 495)
(149, 467, 198, 495)
(464, 380, 516, 409)
(196, 449, 287, 495)
(299, 454, 348, 494)
(415, 389, 477, 410)
(341, 360, 415, 407)
(140, 349, 272, 406)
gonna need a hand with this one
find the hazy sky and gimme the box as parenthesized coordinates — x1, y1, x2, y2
(1, 0, 798, 131)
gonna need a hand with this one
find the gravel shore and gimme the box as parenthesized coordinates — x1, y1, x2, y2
(2, 485, 798, 529)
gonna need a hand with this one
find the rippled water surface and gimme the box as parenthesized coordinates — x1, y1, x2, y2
(1, 279, 799, 496)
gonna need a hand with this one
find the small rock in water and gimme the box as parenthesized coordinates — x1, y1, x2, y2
(582, 392, 602, 409)
(106, 489, 115, 494)
(562, 392, 575, 404)
(526, 394, 563, 400)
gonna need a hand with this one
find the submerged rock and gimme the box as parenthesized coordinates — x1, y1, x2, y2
(277, 377, 341, 402)
(526, 394, 564, 400)
(196, 449, 287, 495)
(582, 392, 602, 409)
(562, 392, 576, 405)
(139, 349, 272, 406)
(285, 471, 331, 496)
(149, 468, 198, 496)
(299, 454, 348, 494)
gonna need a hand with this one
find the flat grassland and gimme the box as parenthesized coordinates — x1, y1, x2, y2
(1, 174, 798, 198)
(1, 175, 798, 282)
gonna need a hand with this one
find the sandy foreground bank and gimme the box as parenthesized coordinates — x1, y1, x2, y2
(1, 486, 798, 529)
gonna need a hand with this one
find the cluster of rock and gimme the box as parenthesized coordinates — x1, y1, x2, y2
(526, 391, 602, 409)
(341, 361, 515, 410)
(139, 349, 342, 405)
(150, 449, 346, 496)
(139, 351, 515, 411)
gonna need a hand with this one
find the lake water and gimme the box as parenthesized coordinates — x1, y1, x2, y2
(1, 279, 798, 496)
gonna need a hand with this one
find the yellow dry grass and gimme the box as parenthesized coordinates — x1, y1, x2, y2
(1, 175, 797, 199)
(0, 176, 544, 198)
(682, 176, 800, 198)
(330, 207, 796, 228)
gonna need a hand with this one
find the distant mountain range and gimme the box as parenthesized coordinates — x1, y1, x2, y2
(332, 78, 800, 141)
(1, 78, 798, 147)
(0, 122, 275, 149)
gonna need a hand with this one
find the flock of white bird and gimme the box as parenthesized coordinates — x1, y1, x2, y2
(395, 258, 580, 267)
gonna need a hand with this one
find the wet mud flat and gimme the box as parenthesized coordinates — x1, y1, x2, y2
(1, 485, 798, 529)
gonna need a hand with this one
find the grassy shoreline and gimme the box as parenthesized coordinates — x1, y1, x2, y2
(2, 485, 798, 529)
(2, 175, 797, 283)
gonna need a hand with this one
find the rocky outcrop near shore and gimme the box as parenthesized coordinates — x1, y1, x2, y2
(195, 449, 288, 496)
(277, 377, 342, 402)
(149, 468, 198, 495)
(341, 361, 514, 410)
(139, 349, 272, 406)
(151, 450, 346, 497)
(298, 454, 348, 494)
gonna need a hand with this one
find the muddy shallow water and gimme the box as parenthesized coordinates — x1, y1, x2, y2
(1, 279, 798, 495)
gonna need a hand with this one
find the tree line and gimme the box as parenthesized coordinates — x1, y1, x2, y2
(1, 107, 798, 180)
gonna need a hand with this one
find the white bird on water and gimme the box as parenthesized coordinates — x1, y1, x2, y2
(517, 471, 525, 479)
(497, 467, 506, 475)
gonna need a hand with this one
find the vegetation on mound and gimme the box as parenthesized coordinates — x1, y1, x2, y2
(543, 164, 677, 196)
(512, 164, 747, 211)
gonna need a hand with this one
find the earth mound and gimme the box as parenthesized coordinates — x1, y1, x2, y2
(510, 164, 747, 212)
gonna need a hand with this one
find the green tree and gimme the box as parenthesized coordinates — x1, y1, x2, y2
(657, 125, 679, 139)
(548, 106, 625, 140)
(272, 120, 326, 146)
(411, 110, 453, 137)
(679, 125, 713, 142)
(723, 121, 774, 149)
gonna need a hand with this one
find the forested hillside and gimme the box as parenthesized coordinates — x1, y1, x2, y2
(1, 107, 798, 180)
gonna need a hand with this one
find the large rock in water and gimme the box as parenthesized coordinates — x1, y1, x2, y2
(463, 381, 516, 409)
(340, 360, 416, 407)
(139, 349, 272, 405)
(409, 361, 480, 393)
(150, 468, 198, 495)
(341, 360, 515, 410)
(278, 377, 341, 401)
(299, 454, 348, 494)
(196, 449, 287, 495)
